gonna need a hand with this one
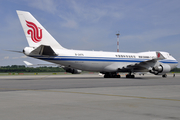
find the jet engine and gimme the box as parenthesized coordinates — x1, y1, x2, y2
(63, 67, 82, 74)
(151, 64, 171, 75)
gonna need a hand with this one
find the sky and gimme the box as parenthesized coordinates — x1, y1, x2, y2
(0, 0, 180, 67)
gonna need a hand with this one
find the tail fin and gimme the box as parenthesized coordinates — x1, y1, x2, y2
(16, 10, 65, 49)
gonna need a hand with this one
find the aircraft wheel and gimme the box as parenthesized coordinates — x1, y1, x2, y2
(126, 74, 130, 78)
(104, 73, 121, 78)
(117, 75, 121, 78)
(104, 74, 109, 78)
(104, 73, 111, 78)
(115, 75, 121, 78)
(162, 74, 167, 78)
(126, 74, 135, 78)
(131, 75, 135, 78)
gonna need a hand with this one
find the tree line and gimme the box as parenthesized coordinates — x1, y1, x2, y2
(0, 65, 179, 73)
(170, 67, 180, 72)
(0, 65, 65, 73)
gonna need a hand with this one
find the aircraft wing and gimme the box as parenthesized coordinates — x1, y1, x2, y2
(120, 52, 165, 71)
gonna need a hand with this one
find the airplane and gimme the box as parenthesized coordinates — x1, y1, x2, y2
(16, 10, 178, 78)
(23, 61, 82, 74)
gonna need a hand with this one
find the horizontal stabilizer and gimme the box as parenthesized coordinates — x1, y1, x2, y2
(23, 61, 59, 67)
(23, 61, 33, 66)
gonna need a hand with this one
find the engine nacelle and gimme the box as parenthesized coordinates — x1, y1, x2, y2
(63, 67, 82, 74)
(151, 64, 171, 75)
(23, 47, 34, 55)
(152, 65, 163, 73)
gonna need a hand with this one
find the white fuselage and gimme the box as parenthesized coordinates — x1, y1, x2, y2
(31, 49, 178, 73)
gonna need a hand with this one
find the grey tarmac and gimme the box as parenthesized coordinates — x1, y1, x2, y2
(0, 73, 180, 120)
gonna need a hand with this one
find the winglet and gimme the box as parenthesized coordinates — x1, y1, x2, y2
(156, 52, 165, 60)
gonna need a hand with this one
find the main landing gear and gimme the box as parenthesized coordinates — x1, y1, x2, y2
(104, 72, 121, 78)
(104, 72, 135, 78)
(126, 74, 135, 78)
(126, 72, 135, 78)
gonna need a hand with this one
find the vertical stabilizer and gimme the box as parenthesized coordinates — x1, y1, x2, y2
(16, 10, 65, 49)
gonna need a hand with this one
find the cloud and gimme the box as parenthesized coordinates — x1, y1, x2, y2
(20, 56, 27, 58)
(70, 1, 124, 22)
(57, 0, 124, 29)
(27, 0, 58, 14)
(121, 29, 180, 42)
(58, 14, 78, 29)
(12, 57, 19, 59)
(4, 56, 9, 60)
(2, 55, 27, 60)
(61, 20, 78, 29)
(12, 56, 27, 59)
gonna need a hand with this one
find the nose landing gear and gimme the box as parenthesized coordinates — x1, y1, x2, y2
(162, 74, 167, 78)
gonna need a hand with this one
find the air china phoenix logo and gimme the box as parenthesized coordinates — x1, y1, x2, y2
(26, 20, 42, 43)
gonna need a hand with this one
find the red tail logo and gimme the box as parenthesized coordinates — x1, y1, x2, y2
(26, 20, 42, 43)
